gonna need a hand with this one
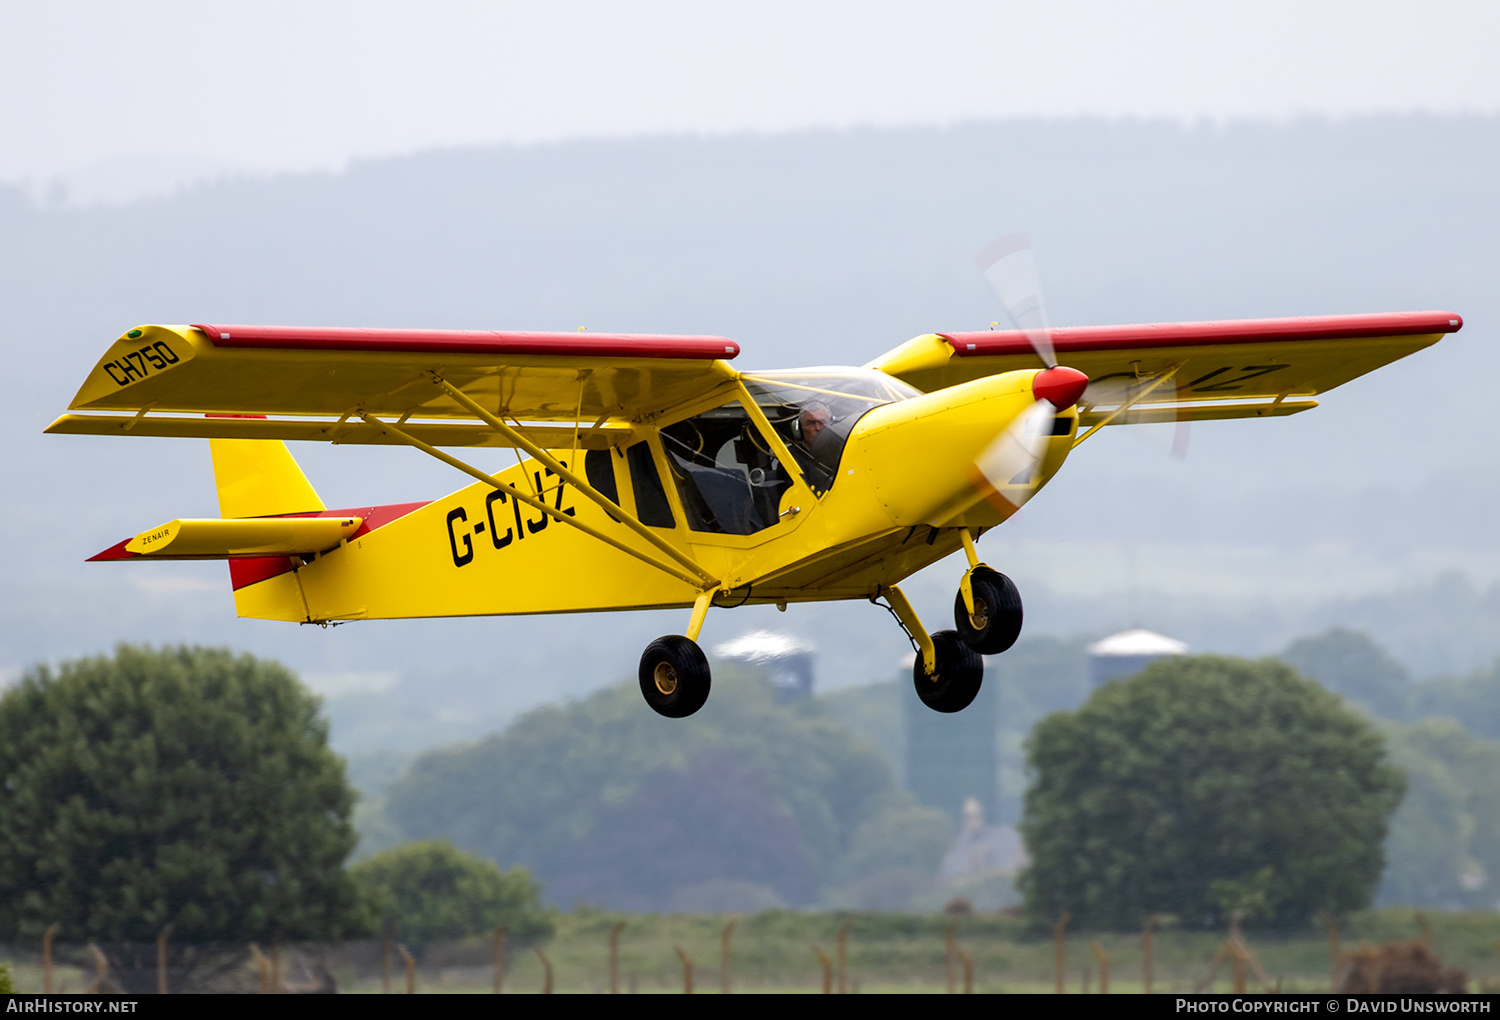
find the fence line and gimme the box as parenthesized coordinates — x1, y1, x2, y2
(720, 919, 735, 995)
(1, 910, 1487, 993)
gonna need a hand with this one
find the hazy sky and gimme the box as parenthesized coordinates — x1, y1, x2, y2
(4, 1, 1499, 202)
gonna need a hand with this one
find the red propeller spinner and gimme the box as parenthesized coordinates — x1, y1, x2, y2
(1032, 365, 1089, 409)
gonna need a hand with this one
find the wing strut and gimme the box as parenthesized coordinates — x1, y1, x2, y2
(428, 374, 717, 586)
(358, 412, 716, 589)
(1071, 361, 1186, 448)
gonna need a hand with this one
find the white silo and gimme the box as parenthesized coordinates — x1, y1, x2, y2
(1087, 629, 1188, 686)
(713, 630, 816, 701)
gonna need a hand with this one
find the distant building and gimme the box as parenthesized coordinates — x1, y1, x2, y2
(903, 657, 998, 825)
(713, 630, 815, 701)
(939, 797, 1029, 881)
(1087, 628, 1188, 686)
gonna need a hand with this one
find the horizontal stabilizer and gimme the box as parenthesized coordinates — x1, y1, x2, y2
(90, 516, 362, 561)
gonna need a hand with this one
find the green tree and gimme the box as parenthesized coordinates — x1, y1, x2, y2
(0, 646, 365, 946)
(350, 841, 552, 944)
(1408, 661, 1500, 742)
(833, 793, 955, 885)
(1378, 718, 1500, 909)
(1280, 628, 1411, 719)
(822, 793, 956, 910)
(385, 666, 891, 907)
(1020, 656, 1405, 929)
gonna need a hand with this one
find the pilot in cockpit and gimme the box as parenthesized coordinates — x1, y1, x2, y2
(798, 403, 830, 451)
(790, 401, 839, 491)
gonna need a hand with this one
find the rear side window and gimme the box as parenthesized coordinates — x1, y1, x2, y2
(626, 441, 675, 528)
(585, 448, 622, 522)
(585, 449, 620, 505)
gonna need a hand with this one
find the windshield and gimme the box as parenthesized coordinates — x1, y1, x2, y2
(741, 368, 920, 495)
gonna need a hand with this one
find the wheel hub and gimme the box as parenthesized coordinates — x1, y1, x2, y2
(969, 596, 989, 631)
(653, 661, 678, 696)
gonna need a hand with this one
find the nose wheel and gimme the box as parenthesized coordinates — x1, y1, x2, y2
(912, 630, 984, 713)
(639, 635, 712, 718)
(875, 583, 986, 714)
(954, 566, 1023, 655)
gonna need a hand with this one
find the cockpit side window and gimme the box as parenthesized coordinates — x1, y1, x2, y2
(658, 400, 790, 535)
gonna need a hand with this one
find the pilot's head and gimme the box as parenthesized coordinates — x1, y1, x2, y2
(799, 404, 831, 447)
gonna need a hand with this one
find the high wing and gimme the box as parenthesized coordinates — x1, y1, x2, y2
(47, 323, 741, 447)
(868, 311, 1463, 426)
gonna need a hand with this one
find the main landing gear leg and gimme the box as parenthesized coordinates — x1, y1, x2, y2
(638, 588, 717, 718)
(880, 584, 983, 714)
(953, 529, 1023, 656)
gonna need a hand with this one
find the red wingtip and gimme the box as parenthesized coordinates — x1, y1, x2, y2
(1033, 366, 1089, 409)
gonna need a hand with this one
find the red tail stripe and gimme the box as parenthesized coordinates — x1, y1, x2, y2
(226, 501, 431, 590)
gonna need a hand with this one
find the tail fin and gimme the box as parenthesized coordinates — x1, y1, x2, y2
(210, 438, 325, 518)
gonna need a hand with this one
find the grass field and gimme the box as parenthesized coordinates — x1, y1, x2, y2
(344, 907, 1500, 993)
(7, 908, 1498, 993)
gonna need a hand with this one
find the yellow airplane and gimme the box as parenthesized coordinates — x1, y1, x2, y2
(48, 303, 1462, 717)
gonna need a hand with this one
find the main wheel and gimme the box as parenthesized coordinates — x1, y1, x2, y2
(913, 630, 984, 713)
(638, 635, 712, 718)
(953, 567, 1023, 655)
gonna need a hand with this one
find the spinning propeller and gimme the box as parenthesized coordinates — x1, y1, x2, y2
(971, 234, 1088, 509)
(975, 233, 1058, 370)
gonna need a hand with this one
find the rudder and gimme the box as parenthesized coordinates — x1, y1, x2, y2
(210, 438, 325, 518)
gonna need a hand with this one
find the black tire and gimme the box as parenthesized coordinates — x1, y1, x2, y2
(912, 630, 984, 713)
(638, 635, 712, 718)
(953, 567, 1023, 655)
